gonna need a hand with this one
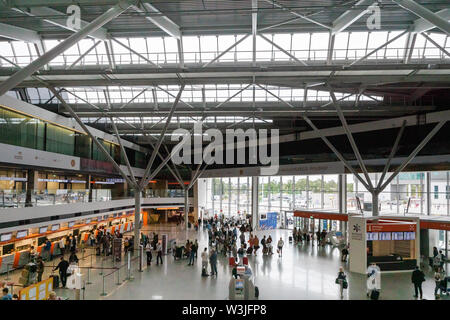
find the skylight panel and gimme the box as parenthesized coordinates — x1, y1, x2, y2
(217, 35, 237, 62)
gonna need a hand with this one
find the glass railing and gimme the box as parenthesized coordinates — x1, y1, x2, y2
(0, 189, 112, 208)
(0, 188, 187, 208)
(143, 189, 186, 198)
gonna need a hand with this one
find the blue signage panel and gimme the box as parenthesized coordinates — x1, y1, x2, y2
(259, 212, 278, 230)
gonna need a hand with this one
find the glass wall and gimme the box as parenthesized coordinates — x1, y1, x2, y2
(0, 106, 146, 168)
(204, 171, 450, 219)
(205, 177, 252, 217)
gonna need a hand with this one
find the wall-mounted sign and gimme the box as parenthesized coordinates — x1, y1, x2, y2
(68, 221, 75, 228)
(0, 176, 27, 181)
(16, 230, 28, 239)
(0, 233, 12, 242)
(39, 226, 48, 234)
(51, 224, 60, 231)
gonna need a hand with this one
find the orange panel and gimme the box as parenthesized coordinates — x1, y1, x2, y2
(50, 243, 55, 254)
(0, 257, 3, 268)
(37, 246, 42, 255)
(111, 226, 116, 234)
(13, 252, 21, 268)
(143, 212, 148, 226)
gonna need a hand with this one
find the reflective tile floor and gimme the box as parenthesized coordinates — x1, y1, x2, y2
(2, 228, 448, 300)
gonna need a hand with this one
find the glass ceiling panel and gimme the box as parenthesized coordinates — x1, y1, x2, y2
(1, 31, 448, 69)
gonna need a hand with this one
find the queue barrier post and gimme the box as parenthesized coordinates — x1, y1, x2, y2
(116, 267, 120, 285)
(99, 256, 104, 276)
(100, 275, 107, 296)
(138, 245, 144, 272)
(127, 251, 131, 280)
(86, 268, 92, 285)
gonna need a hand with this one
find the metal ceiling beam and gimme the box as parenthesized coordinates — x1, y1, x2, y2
(331, 0, 374, 34)
(262, 0, 331, 30)
(139, 85, 184, 189)
(0, 0, 135, 96)
(0, 23, 41, 42)
(252, 0, 258, 67)
(412, 8, 450, 33)
(258, 33, 308, 66)
(392, 0, 450, 35)
(12, 6, 108, 40)
(131, 3, 181, 39)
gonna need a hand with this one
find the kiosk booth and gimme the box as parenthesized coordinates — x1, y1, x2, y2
(348, 215, 420, 274)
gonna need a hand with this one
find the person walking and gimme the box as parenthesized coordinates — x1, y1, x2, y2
(156, 241, 163, 265)
(336, 267, 348, 298)
(341, 244, 349, 262)
(277, 237, 284, 257)
(209, 248, 218, 277)
(434, 267, 444, 299)
(53, 256, 69, 288)
(411, 266, 426, 299)
(145, 242, 152, 266)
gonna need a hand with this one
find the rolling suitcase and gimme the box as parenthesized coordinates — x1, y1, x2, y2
(370, 289, 380, 300)
(289, 236, 293, 243)
(51, 275, 59, 288)
(229, 257, 236, 266)
(243, 257, 248, 265)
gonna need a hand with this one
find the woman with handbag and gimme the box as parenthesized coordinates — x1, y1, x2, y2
(336, 267, 348, 299)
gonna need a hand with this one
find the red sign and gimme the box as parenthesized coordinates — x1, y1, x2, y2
(293, 210, 348, 221)
(421, 221, 450, 231)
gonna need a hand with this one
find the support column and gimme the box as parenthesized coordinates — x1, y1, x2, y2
(338, 174, 347, 234)
(251, 176, 259, 231)
(184, 189, 189, 230)
(372, 190, 379, 216)
(25, 170, 38, 207)
(87, 174, 92, 202)
(426, 172, 431, 216)
(134, 190, 141, 251)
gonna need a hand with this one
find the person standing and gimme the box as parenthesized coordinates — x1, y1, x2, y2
(188, 244, 196, 266)
(145, 242, 152, 266)
(209, 248, 218, 277)
(44, 239, 52, 261)
(411, 266, 425, 299)
(201, 248, 209, 276)
(1, 288, 12, 300)
(36, 257, 44, 282)
(277, 237, 284, 257)
(53, 256, 69, 288)
(336, 267, 347, 299)
(156, 241, 163, 265)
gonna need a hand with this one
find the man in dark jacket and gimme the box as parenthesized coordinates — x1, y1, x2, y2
(53, 257, 69, 288)
(411, 266, 425, 299)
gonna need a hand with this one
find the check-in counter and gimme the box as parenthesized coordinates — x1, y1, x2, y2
(0, 253, 15, 274)
(15, 250, 30, 268)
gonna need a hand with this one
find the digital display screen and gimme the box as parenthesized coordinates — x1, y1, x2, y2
(380, 232, 391, 240)
(103, 215, 109, 220)
(85, 219, 91, 224)
(39, 226, 48, 234)
(392, 232, 404, 240)
(404, 232, 415, 240)
(366, 232, 379, 241)
(51, 224, 60, 231)
(16, 230, 28, 239)
(0, 233, 12, 242)
(68, 222, 75, 228)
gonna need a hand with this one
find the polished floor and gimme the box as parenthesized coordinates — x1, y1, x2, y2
(1, 228, 448, 300)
